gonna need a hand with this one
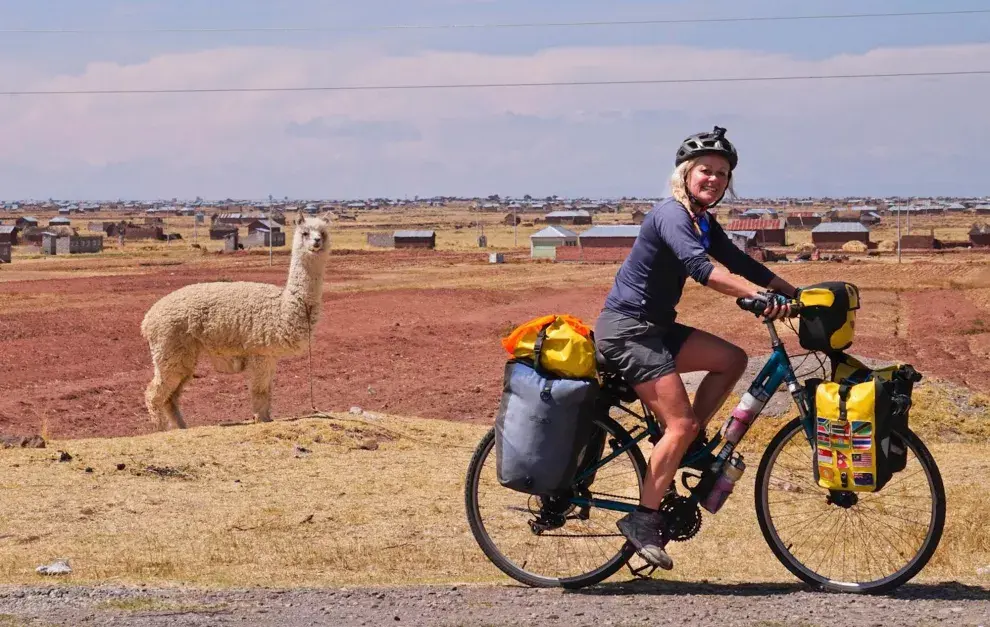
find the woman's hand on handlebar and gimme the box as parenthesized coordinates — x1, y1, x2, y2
(736, 291, 801, 319)
(762, 293, 792, 320)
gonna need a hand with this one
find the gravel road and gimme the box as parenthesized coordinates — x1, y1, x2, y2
(1, 582, 987, 626)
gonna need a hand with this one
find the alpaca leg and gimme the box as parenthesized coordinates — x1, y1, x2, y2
(165, 375, 192, 429)
(247, 356, 278, 423)
(145, 369, 172, 431)
(145, 339, 198, 431)
(146, 367, 187, 431)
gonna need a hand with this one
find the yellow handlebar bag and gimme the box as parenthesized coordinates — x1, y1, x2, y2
(501, 314, 598, 380)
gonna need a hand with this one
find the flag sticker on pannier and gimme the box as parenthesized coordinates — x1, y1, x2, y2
(817, 420, 830, 445)
(836, 451, 849, 469)
(830, 421, 851, 448)
(853, 436, 872, 449)
(852, 421, 872, 435)
(818, 449, 832, 465)
(853, 472, 874, 487)
(852, 452, 873, 467)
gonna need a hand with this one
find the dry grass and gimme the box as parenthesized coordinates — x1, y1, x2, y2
(2, 208, 988, 590)
(0, 408, 986, 589)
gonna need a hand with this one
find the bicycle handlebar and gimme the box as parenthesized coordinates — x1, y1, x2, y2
(736, 292, 803, 318)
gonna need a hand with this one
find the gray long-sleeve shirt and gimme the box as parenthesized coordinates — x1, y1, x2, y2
(603, 197, 777, 326)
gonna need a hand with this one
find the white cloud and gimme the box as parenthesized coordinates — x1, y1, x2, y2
(0, 41, 987, 197)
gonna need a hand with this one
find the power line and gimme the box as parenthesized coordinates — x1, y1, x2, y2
(2, 9, 989, 35)
(1, 70, 987, 97)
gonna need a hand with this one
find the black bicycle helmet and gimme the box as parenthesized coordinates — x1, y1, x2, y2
(675, 125, 738, 171)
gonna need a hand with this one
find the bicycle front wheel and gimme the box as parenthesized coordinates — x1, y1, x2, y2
(755, 417, 946, 594)
(464, 415, 646, 588)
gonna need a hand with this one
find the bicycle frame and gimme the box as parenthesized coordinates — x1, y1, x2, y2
(570, 319, 816, 514)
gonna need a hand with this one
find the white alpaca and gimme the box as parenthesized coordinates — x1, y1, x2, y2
(140, 211, 332, 430)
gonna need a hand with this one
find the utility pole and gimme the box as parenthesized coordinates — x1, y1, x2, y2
(513, 203, 517, 247)
(267, 209, 273, 267)
(896, 205, 901, 264)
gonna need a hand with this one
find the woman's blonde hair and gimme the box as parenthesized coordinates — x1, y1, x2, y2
(669, 158, 737, 210)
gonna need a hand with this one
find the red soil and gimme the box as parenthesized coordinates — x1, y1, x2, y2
(0, 251, 987, 440)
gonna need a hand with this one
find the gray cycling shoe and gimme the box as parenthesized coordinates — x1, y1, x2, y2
(616, 510, 674, 570)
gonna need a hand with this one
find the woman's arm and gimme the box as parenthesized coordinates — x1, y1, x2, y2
(704, 266, 762, 299)
(767, 275, 799, 298)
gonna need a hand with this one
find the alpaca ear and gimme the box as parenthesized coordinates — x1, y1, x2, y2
(296, 209, 307, 225)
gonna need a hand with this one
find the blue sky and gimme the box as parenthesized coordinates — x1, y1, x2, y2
(0, 0, 988, 199)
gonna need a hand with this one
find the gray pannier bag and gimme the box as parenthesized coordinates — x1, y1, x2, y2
(494, 351, 601, 496)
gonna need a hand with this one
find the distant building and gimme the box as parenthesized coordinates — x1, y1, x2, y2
(899, 229, 938, 250)
(723, 219, 786, 246)
(393, 230, 436, 249)
(244, 219, 285, 247)
(785, 212, 822, 228)
(726, 230, 757, 251)
(739, 208, 779, 219)
(209, 224, 239, 240)
(544, 209, 592, 226)
(529, 226, 578, 259)
(246, 219, 282, 235)
(41, 233, 104, 255)
(578, 225, 640, 248)
(0, 225, 20, 245)
(970, 224, 990, 247)
(811, 222, 870, 249)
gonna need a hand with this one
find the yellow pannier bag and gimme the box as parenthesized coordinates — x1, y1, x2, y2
(827, 352, 921, 476)
(813, 378, 894, 492)
(501, 314, 598, 380)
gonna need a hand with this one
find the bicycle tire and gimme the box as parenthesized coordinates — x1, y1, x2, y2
(755, 416, 946, 594)
(464, 415, 646, 588)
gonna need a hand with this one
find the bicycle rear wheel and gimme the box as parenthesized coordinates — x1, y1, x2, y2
(464, 415, 646, 588)
(755, 416, 945, 594)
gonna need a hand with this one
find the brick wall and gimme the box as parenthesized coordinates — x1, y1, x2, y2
(554, 247, 631, 263)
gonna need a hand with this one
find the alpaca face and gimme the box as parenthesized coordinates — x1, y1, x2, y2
(294, 214, 331, 256)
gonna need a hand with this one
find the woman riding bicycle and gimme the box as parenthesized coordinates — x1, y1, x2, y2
(594, 126, 798, 570)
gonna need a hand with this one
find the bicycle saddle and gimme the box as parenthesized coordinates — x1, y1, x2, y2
(595, 347, 638, 403)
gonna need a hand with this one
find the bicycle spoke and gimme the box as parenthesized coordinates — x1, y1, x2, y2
(466, 418, 644, 587)
(756, 418, 944, 592)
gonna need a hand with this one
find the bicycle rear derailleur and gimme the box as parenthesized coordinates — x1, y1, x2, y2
(528, 494, 583, 534)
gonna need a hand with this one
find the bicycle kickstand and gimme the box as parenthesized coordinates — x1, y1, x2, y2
(626, 559, 659, 580)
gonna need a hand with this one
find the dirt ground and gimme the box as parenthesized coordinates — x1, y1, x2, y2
(1, 249, 988, 440)
(1, 582, 988, 627)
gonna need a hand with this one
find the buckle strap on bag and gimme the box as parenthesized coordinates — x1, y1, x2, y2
(838, 383, 851, 421)
(534, 325, 555, 402)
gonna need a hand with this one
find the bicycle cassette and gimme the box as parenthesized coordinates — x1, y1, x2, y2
(658, 494, 702, 542)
